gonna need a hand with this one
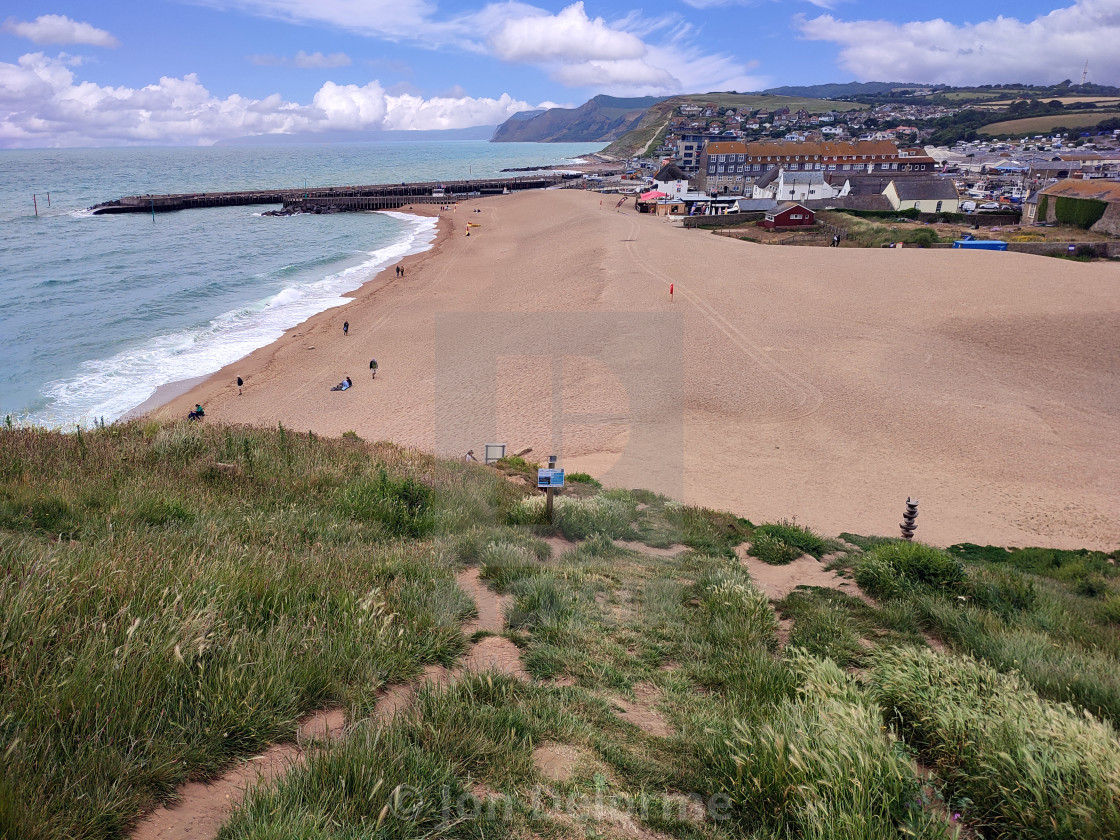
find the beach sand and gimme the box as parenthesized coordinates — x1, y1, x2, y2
(157, 190, 1120, 550)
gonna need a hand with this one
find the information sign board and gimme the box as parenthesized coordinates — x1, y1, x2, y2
(537, 468, 565, 488)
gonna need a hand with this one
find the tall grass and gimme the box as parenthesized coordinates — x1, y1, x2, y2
(750, 520, 831, 563)
(711, 652, 932, 840)
(508, 493, 635, 540)
(869, 646, 1120, 839)
(854, 541, 965, 599)
(0, 422, 512, 840)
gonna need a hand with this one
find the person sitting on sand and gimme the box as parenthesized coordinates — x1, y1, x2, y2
(464, 449, 477, 463)
(188, 404, 205, 420)
(330, 377, 352, 392)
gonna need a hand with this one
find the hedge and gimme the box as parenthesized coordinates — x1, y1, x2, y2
(1054, 195, 1108, 229)
(1036, 194, 1049, 221)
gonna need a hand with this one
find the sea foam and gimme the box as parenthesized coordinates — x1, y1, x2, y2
(31, 212, 437, 427)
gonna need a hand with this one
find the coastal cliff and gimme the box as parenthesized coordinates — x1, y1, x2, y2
(491, 94, 664, 142)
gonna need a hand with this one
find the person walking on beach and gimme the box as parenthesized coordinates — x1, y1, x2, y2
(370, 359, 378, 380)
(343, 321, 349, 336)
(236, 376, 243, 395)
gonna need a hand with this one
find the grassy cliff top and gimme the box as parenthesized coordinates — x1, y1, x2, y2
(3, 421, 1119, 840)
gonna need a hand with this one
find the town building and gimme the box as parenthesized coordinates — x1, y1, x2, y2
(1035, 179, 1120, 234)
(697, 140, 904, 193)
(651, 162, 692, 198)
(675, 134, 709, 173)
(882, 178, 961, 213)
(769, 169, 833, 203)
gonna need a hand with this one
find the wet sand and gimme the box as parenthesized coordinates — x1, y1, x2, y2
(155, 189, 1120, 550)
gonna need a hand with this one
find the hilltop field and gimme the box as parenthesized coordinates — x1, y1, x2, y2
(979, 110, 1120, 135)
(2, 422, 1120, 840)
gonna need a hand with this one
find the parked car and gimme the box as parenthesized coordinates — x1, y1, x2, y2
(960, 200, 977, 212)
(978, 202, 1001, 211)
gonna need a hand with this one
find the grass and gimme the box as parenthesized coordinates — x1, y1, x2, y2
(712, 652, 941, 839)
(4, 422, 1120, 840)
(979, 111, 1120, 135)
(749, 520, 832, 564)
(869, 646, 1120, 839)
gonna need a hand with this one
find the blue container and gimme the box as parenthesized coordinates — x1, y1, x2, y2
(953, 240, 1008, 251)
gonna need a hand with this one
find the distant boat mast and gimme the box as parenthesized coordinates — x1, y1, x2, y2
(1081, 60, 1089, 85)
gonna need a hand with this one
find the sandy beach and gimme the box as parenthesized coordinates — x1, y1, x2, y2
(157, 189, 1120, 550)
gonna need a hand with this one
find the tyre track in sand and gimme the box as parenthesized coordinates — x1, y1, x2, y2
(622, 214, 823, 424)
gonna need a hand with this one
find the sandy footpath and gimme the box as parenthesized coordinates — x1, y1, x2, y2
(158, 190, 1120, 550)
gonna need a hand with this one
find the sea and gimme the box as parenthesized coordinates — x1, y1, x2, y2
(0, 141, 604, 427)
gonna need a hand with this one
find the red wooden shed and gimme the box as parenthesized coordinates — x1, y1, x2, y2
(761, 202, 815, 229)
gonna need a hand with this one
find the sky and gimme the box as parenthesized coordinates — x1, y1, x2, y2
(1, 0, 1117, 147)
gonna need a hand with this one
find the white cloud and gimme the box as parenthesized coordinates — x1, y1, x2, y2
(0, 52, 534, 147)
(248, 50, 352, 67)
(488, 2, 646, 62)
(2, 14, 119, 47)
(384, 91, 530, 129)
(205, 0, 765, 94)
(295, 50, 351, 68)
(797, 0, 1120, 85)
(682, 0, 834, 7)
(551, 58, 678, 88)
(192, 0, 439, 39)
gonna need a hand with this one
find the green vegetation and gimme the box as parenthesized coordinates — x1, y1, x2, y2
(565, 471, 602, 488)
(818, 212, 952, 249)
(870, 647, 1120, 839)
(1054, 195, 1109, 229)
(749, 520, 832, 565)
(603, 92, 862, 157)
(4, 423, 1120, 840)
(714, 652, 938, 839)
(979, 110, 1120, 136)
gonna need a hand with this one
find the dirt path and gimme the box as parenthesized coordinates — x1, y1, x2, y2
(737, 544, 872, 604)
(130, 709, 345, 840)
(131, 568, 527, 840)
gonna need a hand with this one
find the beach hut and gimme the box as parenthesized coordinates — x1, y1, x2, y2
(636, 189, 669, 213)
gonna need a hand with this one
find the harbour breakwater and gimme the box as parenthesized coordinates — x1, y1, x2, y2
(89, 174, 578, 215)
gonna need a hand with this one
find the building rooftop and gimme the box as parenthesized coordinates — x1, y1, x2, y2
(653, 162, 689, 182)
(890, 178, 959, 201)
(1040, 179, 1120, 202)
(781, 170, 827, 185)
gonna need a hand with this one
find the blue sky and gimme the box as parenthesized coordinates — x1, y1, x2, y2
(1, 1, 1116, 147)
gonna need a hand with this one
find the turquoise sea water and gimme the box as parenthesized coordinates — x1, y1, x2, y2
(0, 141, 602, 426)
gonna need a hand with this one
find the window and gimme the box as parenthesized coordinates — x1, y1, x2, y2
(935, 200, 943, 212)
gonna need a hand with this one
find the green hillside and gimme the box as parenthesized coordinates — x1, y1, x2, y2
(979, 111, 1120, 136)
(603, 92, 860, 158)
(3, 421, 1120, 840)
(763, 81, 917, 98)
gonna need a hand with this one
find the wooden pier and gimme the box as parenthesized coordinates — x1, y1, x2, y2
(89, 174, 577, 215)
